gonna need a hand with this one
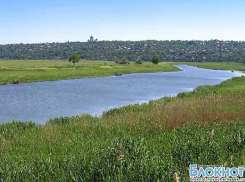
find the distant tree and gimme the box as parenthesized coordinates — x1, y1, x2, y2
(68, 53, 80, 65)
(2, 40, 245, 62)
(135, 58, 143, 64)
(152, 55, 160, 65)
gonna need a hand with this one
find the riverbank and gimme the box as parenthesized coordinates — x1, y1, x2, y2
(0, 60, 180, 85)
(176, 62, 245, 72)
(1, 73, 245, 181)
(1, 60, 244, 85)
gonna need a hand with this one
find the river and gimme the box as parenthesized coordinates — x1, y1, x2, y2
(0, 65, 243, 124)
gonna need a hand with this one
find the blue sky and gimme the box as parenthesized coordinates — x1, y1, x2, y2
(0, 0, 245, 44)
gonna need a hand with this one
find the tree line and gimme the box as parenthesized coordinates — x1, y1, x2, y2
(0, 40, 245, 62)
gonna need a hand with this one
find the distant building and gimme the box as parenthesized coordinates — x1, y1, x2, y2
(90, 36, 94, 42)
(88, 36, 98, 42)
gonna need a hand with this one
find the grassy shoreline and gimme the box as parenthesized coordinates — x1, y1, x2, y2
(176, 62, 245, 72)
(1, 60, 244, 85)
(1, 72, 245, 181)
(0, 60, 180, 85)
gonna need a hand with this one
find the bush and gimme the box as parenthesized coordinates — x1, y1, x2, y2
(115, 72, 123, 76)
(135, 59, 143, 64)
(12, 80, 19, 84)
(115, 59, 130, 64)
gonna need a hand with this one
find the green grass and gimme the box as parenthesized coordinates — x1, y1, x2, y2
(1, 60, 244, 85)
(175, 62, 245, 71)
(0, 60, 180, 85)
(0, 74, 245, 181)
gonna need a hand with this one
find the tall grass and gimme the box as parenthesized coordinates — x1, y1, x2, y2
(0, 76, 244, 181)
(103, 76, 245, 129)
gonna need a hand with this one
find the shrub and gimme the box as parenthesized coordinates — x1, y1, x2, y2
(115, 72, 123, 76)
(135, 59, 143, 64)
(115, 59, 130, 64)
(12, 80, 19, 84)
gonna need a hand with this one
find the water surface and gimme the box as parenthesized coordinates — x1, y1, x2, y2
(0, 65, 243, 124)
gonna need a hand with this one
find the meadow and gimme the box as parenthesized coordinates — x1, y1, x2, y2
(1, 60, 244, 86)
(0, 71, 244, 181)
(178, 61, 245, 72)
(0, 60, 180, 85)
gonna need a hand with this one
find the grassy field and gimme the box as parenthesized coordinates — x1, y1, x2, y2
(0, 60, 180, 85)
(1, 60, 244, 85)
(176, 62, 245, 71)
(0, 71, 245, 181)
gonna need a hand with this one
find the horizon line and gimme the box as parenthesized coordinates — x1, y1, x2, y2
(1, 39, 245, 45)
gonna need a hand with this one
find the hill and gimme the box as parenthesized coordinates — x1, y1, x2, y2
(1, 40, 245, 62)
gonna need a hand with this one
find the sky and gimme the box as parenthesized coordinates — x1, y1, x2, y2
(0, 0, 245, 44)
